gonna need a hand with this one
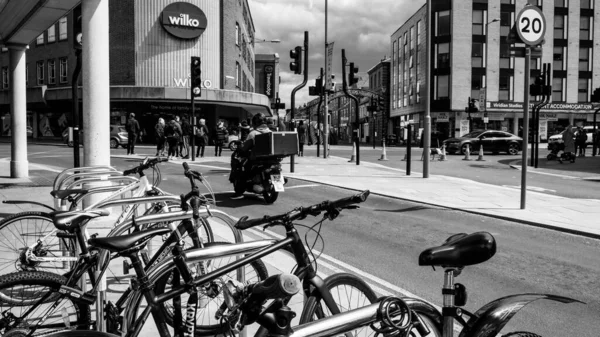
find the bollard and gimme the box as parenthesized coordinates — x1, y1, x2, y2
(439, 144, 447, 161)
(462, 146, 472, 161)
(378, 141, 389, 161)
(348, 142, 356, 162)
(476, 145, 485, 161)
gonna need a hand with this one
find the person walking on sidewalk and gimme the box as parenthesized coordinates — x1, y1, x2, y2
(239, 119, 251, 141)
(575, 126, 587, 157)
(126, 113, 140, 155)
(297, 120, 306, 156)
(195, 118, 209, 158)
(165, 116, 182, 160)
(180, 114, 191, 159)
(154, 117, 166, 156)
(560, 125, 576, 163)
(213, 120, 228, 157)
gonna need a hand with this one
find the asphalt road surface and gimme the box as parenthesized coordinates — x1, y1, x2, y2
(3, 144, 600, 336)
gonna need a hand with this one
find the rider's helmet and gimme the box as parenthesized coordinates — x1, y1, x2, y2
(252, 113, 266, 128)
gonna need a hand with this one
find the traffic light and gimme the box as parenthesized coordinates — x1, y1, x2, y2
(73, 5, 82, 50)
(315, 77, 323, 94)
(592, 87, 600, 103)
(377, 96, 385, 110)
(529, 75, 544, 97)
(190, 56, 202, 97)
(328, 74, 336, 92)
(289, 46, 303, 74)
(468, 98, 478, 112)
(348, 63, 359, 86)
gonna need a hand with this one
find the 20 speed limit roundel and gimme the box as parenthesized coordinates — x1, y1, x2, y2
(516, 6, 546, 46)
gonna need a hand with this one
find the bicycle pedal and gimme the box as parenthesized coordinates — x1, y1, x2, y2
(123, 260, 131, 275)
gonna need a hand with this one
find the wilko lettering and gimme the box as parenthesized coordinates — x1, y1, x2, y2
(161, 2, 208, 39)
(168, 14, 201, 27)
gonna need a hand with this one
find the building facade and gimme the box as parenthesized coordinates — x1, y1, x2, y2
(367, 58, 391, 145)
(390, 0, 600, 143)
(0, 0, 270, 140)
(255, 53, 280, 108)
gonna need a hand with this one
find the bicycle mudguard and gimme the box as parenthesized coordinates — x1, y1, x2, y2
(458, 293, 583, 337)
(2, 200, 54, 211)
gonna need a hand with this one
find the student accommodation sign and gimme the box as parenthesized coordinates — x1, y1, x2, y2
(488, 101, 593, 111)
(161, 2, 208, 39)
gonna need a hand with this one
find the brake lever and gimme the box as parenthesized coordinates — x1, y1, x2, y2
(323, 208, 340, 221)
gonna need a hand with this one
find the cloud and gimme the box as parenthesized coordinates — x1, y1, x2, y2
(248, 0, 425, 110)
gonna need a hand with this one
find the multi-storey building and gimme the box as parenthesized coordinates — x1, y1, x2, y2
(0, 0, 270, 140)
(390, 0, 599, 142)
(367, 58, 391, 145)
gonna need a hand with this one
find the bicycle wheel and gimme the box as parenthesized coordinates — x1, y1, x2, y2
(0, 271, 90, 336)
(152, 242, 269, 336)
(0, 212, 76, 276)
(299, 273, 378, 337)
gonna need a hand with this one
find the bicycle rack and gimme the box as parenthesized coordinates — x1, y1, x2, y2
(53, 166, 117, 191)
(53, 169, 122, 211)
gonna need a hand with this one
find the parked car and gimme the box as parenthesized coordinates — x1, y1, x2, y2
(224, 134, 239, 151)
(547, 126, 594, 148)
(62, 125, 128, 148)
(443, 130, 522, 155)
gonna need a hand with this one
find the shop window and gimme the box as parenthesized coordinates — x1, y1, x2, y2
(580, 16, 592, 40)
(472, 43, 484, 68)
(473, 10, 484, 35)
(47, 25, 56, 43)
(436, 43, 450, 69)
(580, 0, 592, 9)
(48, 60, 56, 85)
(36, 61, 44, 85)
(554, 15, 566, 39)
(552, 77, 564, 102)
(59, 58, 68, 83)
(471, 74, 484, 99)
(437, 11, 450, 37)
(435, 75, 449, 100)
(579, 47, 590, 71)
(499, 75, 511, 101)
(59, 17, 67, 40)
(2, 67, 8, 89)
(554, 0, 567, 7)
(553, 46, 565, 71)
(578, 79, 589, 102)
(36, 33, 44, 45)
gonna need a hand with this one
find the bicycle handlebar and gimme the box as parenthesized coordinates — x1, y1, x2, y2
(123, 157, 168, 176)
(180, 162, 207, 218)
(235, 190, 370, 230)
(248, 274, 301, 301)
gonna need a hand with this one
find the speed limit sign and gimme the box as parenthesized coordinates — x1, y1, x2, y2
(516, 6, 546, 46)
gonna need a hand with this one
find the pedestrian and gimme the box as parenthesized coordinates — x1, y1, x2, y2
(560, 124, 575, 163)
(125, 113, 140, 155)
(165, 115, 182, 160)
(297, 120, 306, 156)
(239, 120, 251, 141)
(195, 118, 209, 158)
(575, 126, 587, 157)
(213, 120, 228, 157)
(154, 117, 166, 156)
(180, 114, 191, 159)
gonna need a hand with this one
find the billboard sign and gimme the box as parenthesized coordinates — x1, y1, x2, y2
(161, 2, 208, 39)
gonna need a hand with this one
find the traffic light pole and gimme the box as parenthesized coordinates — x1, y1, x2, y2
(342, 49, 360, 165)
(316, 68, 323, 158)
(323, 0, 329, 159)
(594, 108, 599, 156)
(72, 49, 82, 168)
(290, 31, 309, 173)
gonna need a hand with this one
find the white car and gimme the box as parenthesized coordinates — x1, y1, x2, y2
(548, 126, 594, 146)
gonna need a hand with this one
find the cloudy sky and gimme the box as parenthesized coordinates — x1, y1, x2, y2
(248, 0, 426, 112)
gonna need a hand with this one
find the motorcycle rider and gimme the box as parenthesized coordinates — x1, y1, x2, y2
(229, 113, 272, 199)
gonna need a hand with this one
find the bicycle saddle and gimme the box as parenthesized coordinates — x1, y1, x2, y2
(418, 232, 496, 268)
(88, 227, 171, 253)
(50, 189, 89, 200)
(51, 208, 111, 231)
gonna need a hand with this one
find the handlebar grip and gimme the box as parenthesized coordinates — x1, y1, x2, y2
(328, 190, 370, 209)
(234, 215, 270, 230)
(250, 274, 301, 300)
(123, 168, 137, 176)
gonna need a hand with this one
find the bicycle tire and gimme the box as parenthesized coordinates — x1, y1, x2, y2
(42, 331, 117, 337)
(132, 242, 269, 337)
(0, 271, 91, 336)
(299, 273, 378, 337)
(0, 212, 77, 276)
(503, 332, 543, 337)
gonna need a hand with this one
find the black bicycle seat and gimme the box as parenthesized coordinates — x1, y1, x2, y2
(51, 209, 111, 231)
(50, 189, 89, 200)
(418, 232, 496, 268)
(88, 227, 171, 253)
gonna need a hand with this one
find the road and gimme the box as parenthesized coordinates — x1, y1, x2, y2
(3, 143, 600, 336)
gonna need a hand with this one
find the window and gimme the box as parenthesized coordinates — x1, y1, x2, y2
(235, 23, 239, 46)
(235, 62, 240, 87)
(501, 0, 514, 3)
(436, 43, 450, 69)
(554, 15, 566, 39)
(500, 11, 512, 36)
(36, 61, 44, 85)
(579, 47, 590, 71)
(500, 41, 512, 69)
(47, 24, 56, 43)
(472, 43, 484, 67)
(59, 17, 67, 40)
(499, 75, 511, 100)
(2, 67, 8, 89)
(471, 73, 484, 99)
(473, 10, 484, 35)
(552, 78, 564, 102)
(580, 0, 592, 9)
(416, 81, 421, 103)
(410, 26, 415, 50)
(580, 16, 592, 40)
(48, 60, 56, 84)
(578, 79, 589, 102)
(36, 34, 44, 45)
(59, 58, 68, 83)
(553, 46, 565, 71)
(437, 11, 450, 36)
(530, 57, 541, 70)
(436, 75, 449, 99)
(554, 0, 567, 7)
(417, 21, 422, 45)
(26, 65, 29, 86)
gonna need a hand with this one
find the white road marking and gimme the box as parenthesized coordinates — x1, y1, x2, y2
(502, 185, 557, 193)
(510, 165, 579, 180)
(285, 184, 320, 189)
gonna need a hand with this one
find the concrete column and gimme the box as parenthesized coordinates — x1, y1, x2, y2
(8, 44, 28, 178)
(82, 0, 110, 168)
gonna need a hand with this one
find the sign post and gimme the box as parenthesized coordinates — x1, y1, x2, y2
(514, 5, 546, 210)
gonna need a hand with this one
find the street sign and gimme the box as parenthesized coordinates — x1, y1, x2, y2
(510, 46, 542, 58)
(515, 5, 546, 46)
(325, 42, 335, 89)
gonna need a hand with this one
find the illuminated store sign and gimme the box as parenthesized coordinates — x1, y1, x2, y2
(264, 65, 274, 98)
(161, 2, 208, 39)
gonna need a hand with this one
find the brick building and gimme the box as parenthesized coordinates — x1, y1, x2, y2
(390, 0, 600, 143)
(0, 0, 270, 141)
(367, 58, 391, 145)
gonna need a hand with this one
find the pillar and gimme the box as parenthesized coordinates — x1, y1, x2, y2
(82, 0, 110, 168)
(8, 44, 28, 178)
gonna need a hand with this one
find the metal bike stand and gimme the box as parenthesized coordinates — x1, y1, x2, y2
(53, 166, 117, 191)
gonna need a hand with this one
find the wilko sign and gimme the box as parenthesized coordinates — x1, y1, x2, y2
(161, 2, 208, 39)
(264, 65, 274, 98)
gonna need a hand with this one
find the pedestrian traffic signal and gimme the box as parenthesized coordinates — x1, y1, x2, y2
(529, 75, 544, 97)
(290, 46, 303, 74)
(190, 56, 202, 97)
(592, 87, 600, 103)
(308, 86, 318, 96)
(72, 5, 82, 50)
(348, 63, 359, 86)
(378, 96, 385, 110)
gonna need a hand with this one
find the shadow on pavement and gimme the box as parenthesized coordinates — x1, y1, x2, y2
(499, 155, 600, 175)
(213, 192, 268, 208)
(376, 205, 435, 213)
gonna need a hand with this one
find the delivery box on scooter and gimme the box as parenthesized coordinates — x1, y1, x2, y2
(253, 132, 299, 158)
